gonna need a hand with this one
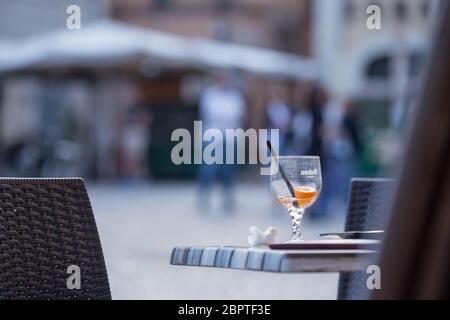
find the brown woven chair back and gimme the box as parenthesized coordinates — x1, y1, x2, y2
(337, 178, 394, 300)
(0, 178, 111, 300)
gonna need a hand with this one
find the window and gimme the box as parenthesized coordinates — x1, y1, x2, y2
(344, 0, 355, 22)
(394, 0, 408, 21)
(215, 0, 234, 13)
(153, 0, 172, 11)
(366, 55, 392, 79)
(409, 52, 425, 77)
(421, 0, 430, 18)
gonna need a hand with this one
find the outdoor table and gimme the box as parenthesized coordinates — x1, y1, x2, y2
(170, 246, 378, 273)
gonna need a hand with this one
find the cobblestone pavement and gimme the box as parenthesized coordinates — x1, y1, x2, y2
(88, 182, 346, 300)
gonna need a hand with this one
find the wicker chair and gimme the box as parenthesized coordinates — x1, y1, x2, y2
(337, 178, 394, 300)
(0, 178, 111, 300)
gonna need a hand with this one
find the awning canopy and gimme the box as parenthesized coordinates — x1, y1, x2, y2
(0, 20, 317, 80)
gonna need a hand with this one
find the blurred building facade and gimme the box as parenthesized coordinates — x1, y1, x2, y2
(0, 0, 315, 181)
(109, 0, 312, 55)
(1, 0, 437, 181)
(312, 0, 440, 172)
(313, 0, 439, 98)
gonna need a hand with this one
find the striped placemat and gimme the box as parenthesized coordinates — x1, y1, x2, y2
(170, 246, 378, 273)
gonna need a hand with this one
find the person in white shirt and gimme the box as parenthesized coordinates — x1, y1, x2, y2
(198, 73, 246, 213)
(200, 76, 246, 134)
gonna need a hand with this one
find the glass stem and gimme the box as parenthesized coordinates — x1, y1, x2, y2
(289, 206, 305, 241)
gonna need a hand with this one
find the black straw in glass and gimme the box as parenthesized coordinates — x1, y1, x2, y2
(267, 140, 297, 201)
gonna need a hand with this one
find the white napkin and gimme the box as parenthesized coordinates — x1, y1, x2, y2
(248, 226, 278, 247)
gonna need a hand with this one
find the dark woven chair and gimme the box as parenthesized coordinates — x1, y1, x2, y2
(0, 178, 111, 300)
(337, 178, 394, 300)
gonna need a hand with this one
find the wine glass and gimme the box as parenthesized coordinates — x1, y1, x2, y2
(270, 156, 322, 242)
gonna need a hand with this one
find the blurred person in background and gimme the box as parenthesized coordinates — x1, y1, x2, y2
(318, 97, 361, 219)
(198, 72, 246, 214)
(303, 84, 327, 219)
(342, 101, 362, 170)
(291, 102, 313, 156)
(305, 84, 326, 158)
(119, 105, 152, 183)
(266, 86, 292, 155)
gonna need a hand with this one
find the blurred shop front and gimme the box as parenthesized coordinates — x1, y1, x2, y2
(0, 20, 317, 181)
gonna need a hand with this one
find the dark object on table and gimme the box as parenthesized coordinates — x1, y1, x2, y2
(0, 178, 111, 300)
(268, 239, 381, 250)
(337, 178, 394, 300)
(320, 230, 384, 240)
